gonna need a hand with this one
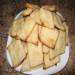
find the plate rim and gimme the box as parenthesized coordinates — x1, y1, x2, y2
(6, 10, 70, 75)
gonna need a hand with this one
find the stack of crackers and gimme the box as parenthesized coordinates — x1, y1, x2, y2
(7, 3, 68, 72)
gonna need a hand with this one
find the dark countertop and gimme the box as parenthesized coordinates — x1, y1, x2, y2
(0, 0, 75, 75)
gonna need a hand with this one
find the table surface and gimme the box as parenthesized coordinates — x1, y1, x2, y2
(0, 0, 75, 75)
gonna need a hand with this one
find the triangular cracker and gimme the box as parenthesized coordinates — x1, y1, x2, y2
(39, 27, 59, 48)
(53, 13, 65, 30)
(17, 17, 36, 41)
(30, 10, 41, 25)
(27, 24, 38, 44)
(27, 41, 43, 68)
(43, 53, 60, 69)
(63, 22, 69, 45)
(49, 30, 66, 59)
(40, 8, 54, 29)
(7, 39, 27, 67)
(8, 18, 24, 38)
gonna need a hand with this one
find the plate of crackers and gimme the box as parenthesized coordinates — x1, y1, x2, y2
(6, 4, 70, 75)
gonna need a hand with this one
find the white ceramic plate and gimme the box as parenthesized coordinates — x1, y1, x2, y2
(6, 11, 70, 75)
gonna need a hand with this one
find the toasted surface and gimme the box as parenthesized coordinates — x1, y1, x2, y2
(49, 30, 66, 59)
(7, 39, 27, 67)
(27, 41, 43, 68)
(40, 8, 54, 29)
(53, 13, 65, 30)
(22, 8, 33, 16)
(17, 17, 36, 41)
(27, 24, 38, 44)
(43, 53, 60, 69)
(39, 27, 59, 48)
(30, 10, 41, 25)
(43, 45, 49, 54)
(20, 55, 31, 72)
